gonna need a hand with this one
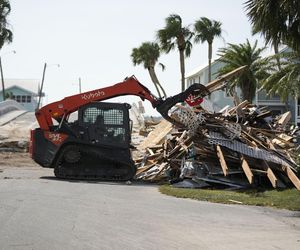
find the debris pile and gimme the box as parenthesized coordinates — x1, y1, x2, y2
(0, 112, 37, 152)
(134, 102, 300, 190)
(0, 140, 29, 152)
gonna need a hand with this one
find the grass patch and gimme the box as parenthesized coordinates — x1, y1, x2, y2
(159, 185, 300, 211)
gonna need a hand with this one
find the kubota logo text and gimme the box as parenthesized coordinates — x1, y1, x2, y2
(81, 90, 105, 100)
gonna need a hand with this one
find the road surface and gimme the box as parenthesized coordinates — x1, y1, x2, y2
(0, 165, 299, 250)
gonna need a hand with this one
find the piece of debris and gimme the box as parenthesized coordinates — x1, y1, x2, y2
(134, 102, 300, 190)
(228, 199, 243, 204)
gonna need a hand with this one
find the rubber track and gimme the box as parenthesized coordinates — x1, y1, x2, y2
(54, 144, 136, 181)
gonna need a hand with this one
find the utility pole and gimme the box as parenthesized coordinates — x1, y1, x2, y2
(79, 77, 82, 93)
(37, 63, 47, 110)
(0, 57, 5, 101)
(0, 50, 16, 101)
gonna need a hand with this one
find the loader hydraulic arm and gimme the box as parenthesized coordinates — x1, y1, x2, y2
(36, 76, 209, 131)
(36, 76, 161, 130)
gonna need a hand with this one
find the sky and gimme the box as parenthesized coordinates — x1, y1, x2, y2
(3, 0, 268, 115)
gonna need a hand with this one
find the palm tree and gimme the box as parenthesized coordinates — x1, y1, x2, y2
(157, 14, 193, 92)
(131, 42, 167, 98)
(194, 17, 222, 82)
(244, 0, 300, 52)
(0, 0, 13, 101)
(217, 39, 266, 102)
(261, 50, 300, 102)
(0, 0, 13, 49)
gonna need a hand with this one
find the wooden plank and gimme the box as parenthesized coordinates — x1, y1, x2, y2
(242, 130, 269, 150)
(146, 148, 155, 155)
(284, 166, 300, 190)
(205, 66, 247, 92)
(137, 152, 160, 162)
(263, 161, 277, 188)
(240, 155, 254, 184)
(176, 137, 189, 152)
(138, 119, 173, 149)
(136, 163, 156, 175)
(145, 163, 168, 181)
(148, 145, 163, 150)
(163, 140, 167, 159)
(215, 145, 228, 176)
(168, 137, 193, 158)
(277, 111, 291, 127)
(229, 100, 249, 115)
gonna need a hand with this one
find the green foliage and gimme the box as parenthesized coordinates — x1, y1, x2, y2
(0, 0, 13, 49)
(194, 17, 222, 81)
(194, 17, 222, 45)
(244, 0, 300, 52)
(157, 14, 193, 56)
(217, 39, 266, 102)
(157, 14, 193, 91)
(160, 185, 300, 211)
(131, 42, 161, 69)
(261, 50, 300, 101)
(131, 42, 167, 98)
(4, 91, 12, 99)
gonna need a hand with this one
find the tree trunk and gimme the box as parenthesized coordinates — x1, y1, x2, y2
(284, 98, 289, 112)
(241, 82, 252, 103)
(232, 89, 241, 106)
(274, 40, 281, 70)
(208, 42, 212, 83)
(179, 49, 185, 92)
(148, 68, 162, 98)
(151, 69, 167, 98)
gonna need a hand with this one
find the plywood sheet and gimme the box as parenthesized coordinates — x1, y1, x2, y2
(139, 120, 173, 149)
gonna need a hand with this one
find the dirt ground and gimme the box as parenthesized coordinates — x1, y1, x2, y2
(0, 150, 143, 169)
(0, 152, 38, 169)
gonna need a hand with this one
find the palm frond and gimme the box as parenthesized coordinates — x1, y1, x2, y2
(0, 0, 13, 49)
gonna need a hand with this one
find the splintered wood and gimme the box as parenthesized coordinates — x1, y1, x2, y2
(138, 120, 173, 150)
(134, 103, 300, 190)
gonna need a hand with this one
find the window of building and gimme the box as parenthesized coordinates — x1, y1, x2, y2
(11, 95, 32, 103)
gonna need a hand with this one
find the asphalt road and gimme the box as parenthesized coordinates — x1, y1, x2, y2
(0, 167, 299, 250)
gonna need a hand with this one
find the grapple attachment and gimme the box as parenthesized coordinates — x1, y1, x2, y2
(155, 65, 248, 126)
(156, 83, 210, 127)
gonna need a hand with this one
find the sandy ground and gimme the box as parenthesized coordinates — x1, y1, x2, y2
(0, 152, 38, 169)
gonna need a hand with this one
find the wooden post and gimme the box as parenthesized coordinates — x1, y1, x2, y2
(216, 145, 228, 176)
(263, 161, 277, 188)
(283, 166, 300, 190)
(240, 155, 253, 184)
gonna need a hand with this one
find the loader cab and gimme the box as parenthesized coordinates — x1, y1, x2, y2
(77, 102, 131, 147)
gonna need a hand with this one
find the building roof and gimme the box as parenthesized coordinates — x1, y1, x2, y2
(186, 59, 221, 79)
(0, 79, 40, 95)
(186, 62, 208, 79)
